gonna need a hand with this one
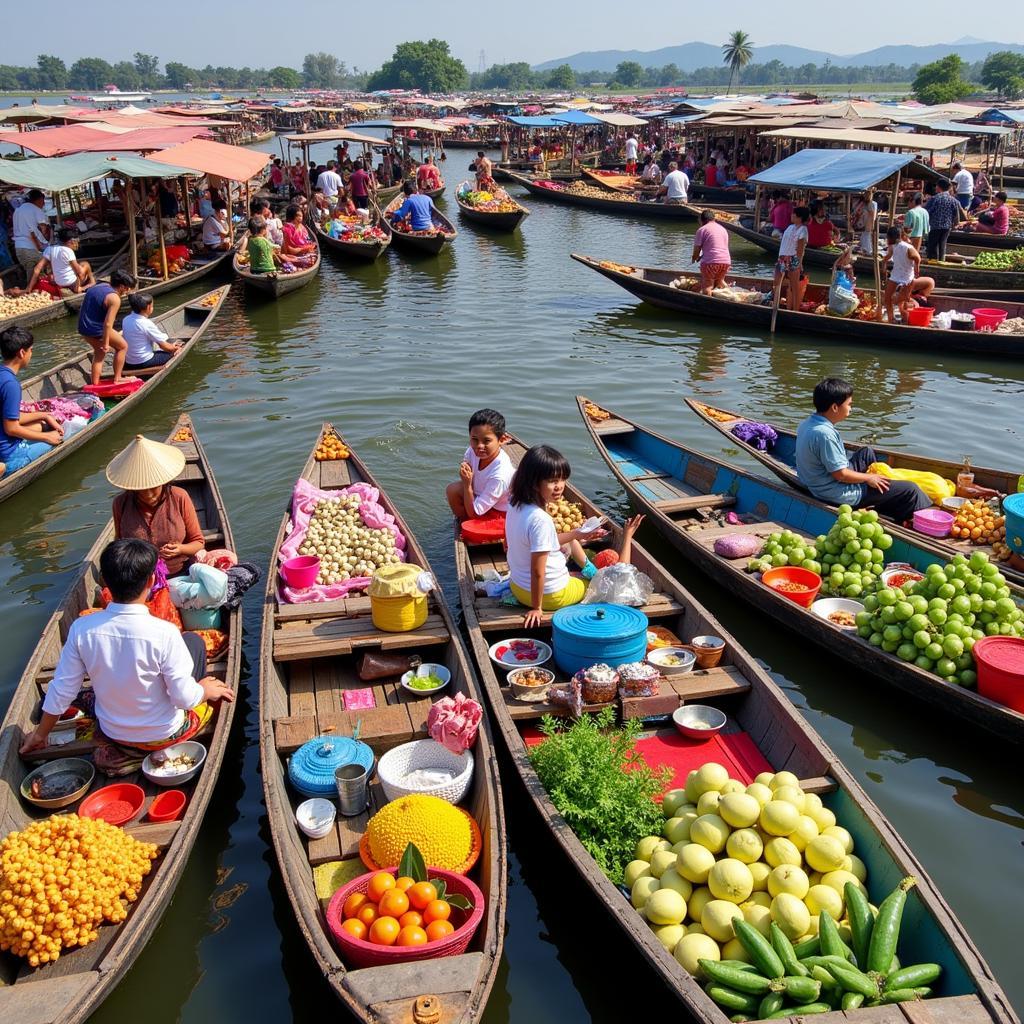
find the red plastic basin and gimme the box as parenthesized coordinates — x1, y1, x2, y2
(281, 555, 319, 589)
(79, 782, 145, 825)
(971, 308, 1008, 332)
(148, 789, 187, 822)
(761, 566, 823, 608)
(460, 510, 506, 545)
(974, 635, 1024, 713)
(906, 306, 934, 327)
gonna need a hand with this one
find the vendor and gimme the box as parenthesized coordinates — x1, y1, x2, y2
(806, 200, 839, 249)
(416, 155, 442, 192)
(388, 182, 436, 232)
(19, 538, 233, 759)
(970, 191, 1010, 235)
(108, 433, 205, 576)
(281, 204, 316, 256)
(795, 378, 931, 523)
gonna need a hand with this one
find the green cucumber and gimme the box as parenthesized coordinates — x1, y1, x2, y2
(719, 960, 758, 972)
(867, 876, 916, 974)
(885, 963, 941, 990)
(880, 988, 924, 1004)
(758, 992, 785, 1019)
(699, 960, 772, 995)
(793, 935, 820, 959)
(844, 881, 874, 969)
(769, 922, 809, 977)
(774, 975, 822, 1002)
(706, 984, 761, 1013)
(732, 918, 785, 979)
(825, 960, 881, 1000)
(842, 992, 865, 1010)
(818, 908, 856, 964)
(765, 1003, 831, 1018)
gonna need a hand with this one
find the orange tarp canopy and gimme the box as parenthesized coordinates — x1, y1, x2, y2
(145, 138, 270, 181)
(0, 124, 212, 157)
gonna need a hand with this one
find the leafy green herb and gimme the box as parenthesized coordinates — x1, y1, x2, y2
(528, 708, 669, 884)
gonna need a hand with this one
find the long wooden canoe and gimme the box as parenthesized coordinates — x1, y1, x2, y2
(947, 229, 1024, 251)
(314, 205, 392, 262)
(0, 414, 242, 1024)
(577, 397, 1024, 744)
(454, 182, 529, 231)
(570, 254, 1024, 358)
(259, 423, 505, 1023)
(233, 231, 320, 298)
(721, 218, 1024, 299)
(382, 194, 457, 255)
(0, 286, 230, 505)
(455, 433, 1017, 1024)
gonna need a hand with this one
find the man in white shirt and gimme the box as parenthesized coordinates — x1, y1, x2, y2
(27, 227, 94, 294)
(122, 291, 181, 370)
(20, 538, 233, 754)
(202, 199, 230, 251)
(12, 189, 51, 279)
(658, 161, 690, 204)
(624, 133, 639, 174)
(951, 161, 974, 209)
(316, 160, 343, 199)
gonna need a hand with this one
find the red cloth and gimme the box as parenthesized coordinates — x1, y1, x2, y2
(807, 218, 836, 248)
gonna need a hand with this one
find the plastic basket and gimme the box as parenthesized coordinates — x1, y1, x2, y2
(971, 307, 1008, 332)
(377, 740, 474, 804)
(760, 566, 822, 608)
(973, 636, 1024, 713)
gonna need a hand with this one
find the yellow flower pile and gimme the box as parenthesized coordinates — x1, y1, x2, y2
(366, 795, 471, 871)
(0, 815, 159, 966)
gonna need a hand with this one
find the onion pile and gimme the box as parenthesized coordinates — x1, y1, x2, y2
(0, 293, 55, 318)
(298, 495, 401, 585)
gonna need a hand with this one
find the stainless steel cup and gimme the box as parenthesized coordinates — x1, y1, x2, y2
(334, 762, 370, 816)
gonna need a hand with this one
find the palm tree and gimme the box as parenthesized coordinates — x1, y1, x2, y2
(722, 31, 754, 94)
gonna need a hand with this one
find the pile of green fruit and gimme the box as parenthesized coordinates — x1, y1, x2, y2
(819, 505, 893, 598)
(858, 551, 1024, 685)
(971, 247, 1024, 272)
(747, 530, 821, 576)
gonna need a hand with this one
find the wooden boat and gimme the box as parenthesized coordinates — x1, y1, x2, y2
(131, 235, 242, 299)
(233, 231, 320, 298)
(455, 433, 1017, 1024)
(443, 137, 501, 150)
(454, 182, 529, 231)
(382, 194, 457, 255)
(947, 229, 1024, 251)
(591, 166, 752, 205)
(423, 182, 446, 201)
(259, 423, 505, 1023)
(721, 217, 1024, 299)
(0, 286, 230, 504)
(0, 414, 242, 1024)
(313, 206, 392, 261)
(577, 397, 1024, 744)
(570, 253, 1024, 358)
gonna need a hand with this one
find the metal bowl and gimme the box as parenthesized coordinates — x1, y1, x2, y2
(20, 758, 95, 809)
(142, 741, 207, 787)
(508, 667, 555, 701)
(646, 646, 696, 676)
(672, 704, 727, 740)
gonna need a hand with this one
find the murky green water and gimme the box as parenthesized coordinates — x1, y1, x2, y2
(2, 171, 1023, 1021)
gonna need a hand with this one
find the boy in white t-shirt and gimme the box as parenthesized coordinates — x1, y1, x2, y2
(446, 409, 513, 521)
(774, 205, 810, 311)
(26, 228, 95, 294)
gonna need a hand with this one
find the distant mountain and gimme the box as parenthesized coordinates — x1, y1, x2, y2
(534, 39, 1024, 73)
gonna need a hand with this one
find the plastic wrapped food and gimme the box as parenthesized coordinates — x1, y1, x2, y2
(581, 563, 654, 606)
(574, 663, 620, 704)
(713, 534, 763, 559)
(547, 675, 583, 717)
(617, 661, 661, 697)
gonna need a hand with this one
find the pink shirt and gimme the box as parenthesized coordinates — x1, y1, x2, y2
(282, 222, 311, 250)
(694, 221, 731, 265)
(978, 204, 1009, 235)
(770, 200, 793, 231)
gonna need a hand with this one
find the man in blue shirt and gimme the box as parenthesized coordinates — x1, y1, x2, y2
(795, 378, 931, 523)
(389, 182, 436, 233)
(0, 325, 63, 477)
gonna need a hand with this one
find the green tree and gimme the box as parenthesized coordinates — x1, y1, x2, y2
(913, 54, 973, 104)
(722, 30, 754, 94)
(302, 52, 342, 88)
(35, 54, 67, 90)
(613, 61, 644, 87)
(367, 39, 468, 92)
(0, 65, 21, 90)
(980, 50, 1024, 99)
(164, 62, 195, 90)
(546, 64, 575, 90)
(658, 63, 680, 86)
(477, 61, 536, 90)
(111, 62, 141, 90)
(133, 53, 161, 88)
(268, 66, 301, 89)
(69, 58, 114, 90)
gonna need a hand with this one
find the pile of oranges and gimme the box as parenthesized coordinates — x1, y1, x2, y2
(314, 434, 350, 461)
(951, 499, 1006, 545)
(338, 871, 457, 947)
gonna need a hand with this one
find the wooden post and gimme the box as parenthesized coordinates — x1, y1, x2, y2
(155, 179, 168, 280)
(181, 176, 191, 241)
(225, 178, 234, 245)
(125, 175, 138, 280)
(870, 187, 881, 320)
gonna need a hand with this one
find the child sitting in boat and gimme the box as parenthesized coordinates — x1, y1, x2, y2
(446, 409, 514, 523)
(506, 444, 644, 628)
(246, 216, 282, 275)
(122, 292, 182, 372)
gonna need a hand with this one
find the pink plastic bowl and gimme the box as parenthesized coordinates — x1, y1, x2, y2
(913, 508, 955, 538)
(971, 308, 1008, 332)
(281, 555, 320, 589)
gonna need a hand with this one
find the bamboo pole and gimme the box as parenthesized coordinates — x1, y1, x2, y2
(870, 187, 881, 320)
(155, 179, 168, 280)
(181, 176, 191, 242)
(225, 178, 234, 245)
(125, 176, 138, 280)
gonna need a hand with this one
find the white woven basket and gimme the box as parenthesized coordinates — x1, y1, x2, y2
(377, 740, 474, 804)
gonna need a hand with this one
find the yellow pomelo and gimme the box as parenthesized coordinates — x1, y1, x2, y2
(821, 869, 866, 900)
(683, 771, 702, 804)
(746, 890, 772, 909)
(763, 836, 802, 868)
(719, 793, 761, 829)
(624, 860, 652, 888)
(770, 770, 799, 791)
(721, 779, 746, 795)
(791, 815, 820, 852)
(658, 868, 694, 901)
(708, 859, 754, 904)
(662, 789, 690, 818)
(631, 875, 661, 909)
(694, 762, 730, 794)
(664, 815, 691, 845)
(646, 887, 688, 926)
(688, 885, 714, 921)
(722, 937, 752, 962)
(771, 784, 807, 813)
(808, 805, 837, 831)
(845, 854, 867, 883)
(677, 842, 716, 884)
(674, 932, 721, 975)
(767, 864, 809, 900)
(725, 828, 763, 865)
(748, 861, 771, 892)
(824, 825, 854, 854)
(686, 922, 707, 935)
(690, 814, 730, 854)
(771, 892, 811, 940)
(651, 922, 687, 951)
(805, 883, 844, 919)
(760, 800, 800, 837)
(805, 835, 846, 874)
(754, 772, 775, 788)
(702, 899, 744, 942)
(802, 792, 823, 817)
(650, 849, 680, 879)
(696, 790, 723, 816)
(745, 782, 774, 807)
(635, 835, 668, 861)
(741, 901, 773, 937)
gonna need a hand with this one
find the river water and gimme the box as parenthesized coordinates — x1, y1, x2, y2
(1, 128, 1023, 1022)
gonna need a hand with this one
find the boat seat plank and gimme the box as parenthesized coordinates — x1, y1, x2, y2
(900, 995, 992, 1024)
(343, 952, 486, 1006)
(655, 493, 737, 514)
(669, 665, 751, 700)
(690, 520, 796, 543)
(307, 824, 342, 866)
(274, 715, 318, 753)
(336, 808, 369, 858)
(319, 459, 352, 488)
(799, 776, 838, 794)
(275, 595, 372, 622)
(273, 615, 449, 662)
(502, 686, 614, 722)
(473, 591, 683, 632)
(0, 973, 98, 1022)
(123, 820, 182, 847)
(593, 418, 635, 436)
(173, 440, 199, 461)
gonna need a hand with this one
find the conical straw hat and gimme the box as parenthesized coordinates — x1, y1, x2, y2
(106, 434, 186, 490)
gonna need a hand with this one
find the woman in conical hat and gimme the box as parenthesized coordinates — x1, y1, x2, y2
(107, 433, 204, 576)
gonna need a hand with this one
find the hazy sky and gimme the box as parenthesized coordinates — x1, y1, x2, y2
(3, 0, 1022, 71)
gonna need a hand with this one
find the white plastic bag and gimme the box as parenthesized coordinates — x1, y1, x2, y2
(581, 563, 654, 606)
(168, 562, 229, 609)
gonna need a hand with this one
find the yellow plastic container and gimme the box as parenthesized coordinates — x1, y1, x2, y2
(368, 563, 428, 632)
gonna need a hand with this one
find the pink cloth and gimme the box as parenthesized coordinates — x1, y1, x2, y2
(428, 693, 483, 754)
(693, 221, 731, 265)
(278, 478, 406, 603)
(770, 200, 793, 231)
(282, 222, 312, 250)
(21, 397, 91, 423)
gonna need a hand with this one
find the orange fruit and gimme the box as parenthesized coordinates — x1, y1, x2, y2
(408, 881, 437, 911)
(396, 925, 429, 947)
(399, 911, 424, 929)
(423, 899, 451, 924)
(368, 916, 401, 946)
(340, 918, 367, 940)
(342, 892, 369, 920)
(379, 889, 410, 918)
(395, 876, 416, 892)
(367, 872, 396, 903)
(356, 903, 379, 927)
(426, 919, 455, 942)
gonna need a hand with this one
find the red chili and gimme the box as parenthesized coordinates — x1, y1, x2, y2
(97, 800, 134, 823)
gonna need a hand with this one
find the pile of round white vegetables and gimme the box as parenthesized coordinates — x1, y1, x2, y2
(297, 495, 401, 585)
(0, 293, 55, 317)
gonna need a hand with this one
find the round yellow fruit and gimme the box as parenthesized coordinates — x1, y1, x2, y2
(763, 836, 802, 868)
(688, 886, 714, 921)
(694, 762, 729, 795)
(802, 792, 823, 817)
(719, 793, 761, 829)
(805, 883, 844, 919)
(722, 937, 752, 962)
(683, 771, 702, 804)
(805, 835, 846, 874)
(845, 854, 868, 883)
(624, 860, 652, 888)
(702, 899, 743, 942)
(741, 901, 773, 937)
(754, 772, 776, 788)
(635, 835, 666, 861)
(767, 864, 809, 900)
(791, 815, 820, 852)
(677, 842, 716, 884)
(824, 825, 854, 854)
(665, 811, 698, 845)
(690, 814, 730, 854)
(651, 922, 686, 951)
(708, 859, 754, 904)
(674, 932, 721, 975)
(771, 892, 811, 940)
(760, 800, 800, 837)
(658, 868, 694, 901)
(650, 849, 679, 879)
(821, 869, 866, 900)
(748, 861, 771, 892)
(686, 922, 707, 936)
(631, 876, 661, 909)
(746, 890, 772, 909)
(721, 779, 746, 795)
(662, 789, 690, 817)
(770, 770, 799, 791)
(696, 791, 723, 816)
(646, 888, 687, 926)
(745, 782, 774, 807)
(726, 828, 763, 864)
(771, 784, 806, 813)
(808, 805, 837, 831)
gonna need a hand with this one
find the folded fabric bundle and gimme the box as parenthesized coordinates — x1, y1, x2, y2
(731, 420, 778, 451)
(168, 562, 228, 609)
(224, 562, 262, 609)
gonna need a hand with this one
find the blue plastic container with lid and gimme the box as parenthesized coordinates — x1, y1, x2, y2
(1004, 493, 1024, 556)
(288, 735, 375, 798)
(551, 603, 649, 677)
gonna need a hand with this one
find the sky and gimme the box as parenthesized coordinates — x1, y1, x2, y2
(2, 0, 1022, 72)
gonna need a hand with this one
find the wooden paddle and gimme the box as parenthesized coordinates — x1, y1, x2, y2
(769, 275, 783, 333)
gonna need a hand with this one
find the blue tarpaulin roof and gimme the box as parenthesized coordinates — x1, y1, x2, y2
(551, 110, 603, 125)
(748, 148, 917, 192)
(975, 108, 1024, 126)
(505, 115, 568, 128)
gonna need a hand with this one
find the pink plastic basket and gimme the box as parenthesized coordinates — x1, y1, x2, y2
(913, 508, 954, 538)
(280, 555, 319, 589)
(971, 308, 1008, 333)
